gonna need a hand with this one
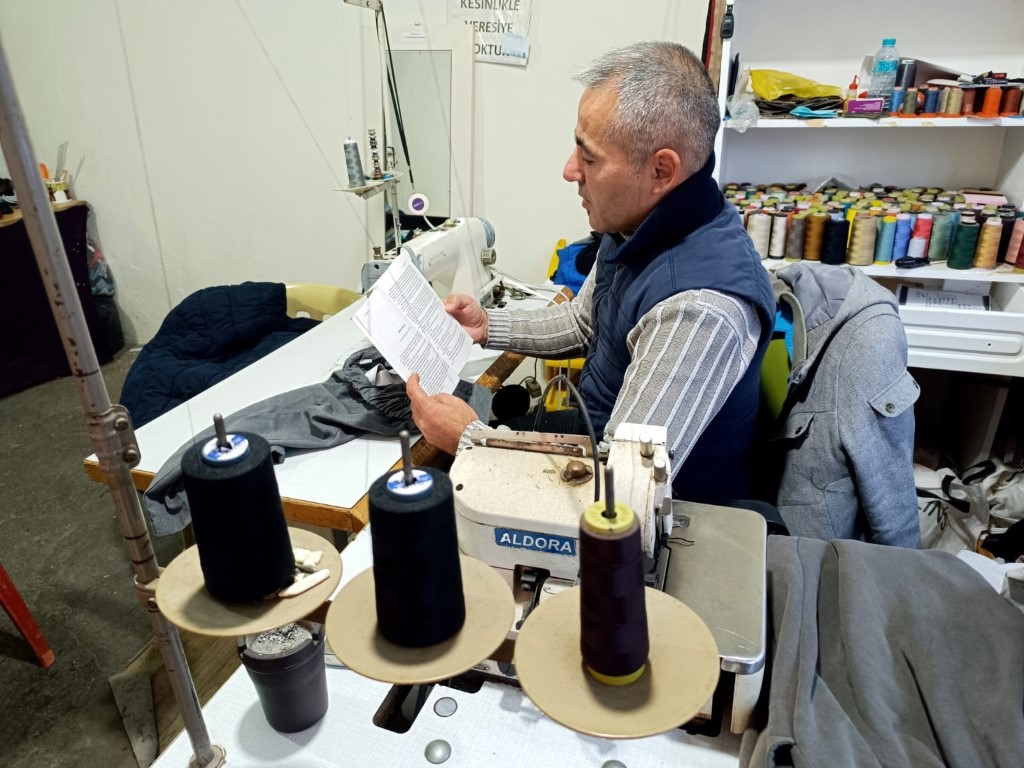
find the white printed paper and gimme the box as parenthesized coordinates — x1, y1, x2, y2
(448, 0, 532, 66)
(353, 252, 472, 396)
(898, 285, 990, 310)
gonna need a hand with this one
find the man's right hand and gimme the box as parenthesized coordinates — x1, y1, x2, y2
(444, 294, 489, 345)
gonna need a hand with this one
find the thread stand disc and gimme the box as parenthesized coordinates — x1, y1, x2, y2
(325, 555, 514, 685)
(156, 528, 342, 637)
(514, 586, 720, 739)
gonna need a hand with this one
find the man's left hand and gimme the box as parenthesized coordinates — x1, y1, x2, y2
(406, 373, 478, 455)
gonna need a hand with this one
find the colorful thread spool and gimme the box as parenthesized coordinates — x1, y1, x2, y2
(785, 214, 806, 261)
(998, 211, 1018, 263)
(1000, 86, 1023, 117)
(962, 87, 978, 116)
(821, 216, 850, 265)
(973, 217, 1003, 269)
(803, 212, 828, 261)
(369, 465, 466, 648)
(912, 213, 933, 253)
(747, 212, 772, 260)
(948, 220, 981, 269)
(892, 213, 913, 259)
(1006, 215, 1024, 267)
(874, 215, 898, 264)
(928, 212, 954, 261)
(902, 88, 918, 117)
(979, 86, 1003, 118)
(890, 87, 905, 115)
(768, 212, 789, 259)
(579, 497, 649, 686)
(182, 428, 296, 603)
(846, 213, 877, 266)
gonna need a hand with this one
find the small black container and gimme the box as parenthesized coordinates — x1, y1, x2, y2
(237, 622, 328, 733)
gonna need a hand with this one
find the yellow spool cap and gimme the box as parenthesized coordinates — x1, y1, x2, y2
(585, 662, 646, 686)
(582, 501, 635, 535)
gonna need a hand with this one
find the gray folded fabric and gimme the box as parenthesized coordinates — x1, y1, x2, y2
(742, 538, 1024, 768)
(143, 347, 492, 536)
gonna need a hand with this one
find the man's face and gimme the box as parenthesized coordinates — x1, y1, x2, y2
(563, 87, 652, 235)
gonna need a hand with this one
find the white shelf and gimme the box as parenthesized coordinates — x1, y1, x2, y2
(763, 258, 1024, 283)
(726, 116, 1024, 130)
(335, 173, 403, 200)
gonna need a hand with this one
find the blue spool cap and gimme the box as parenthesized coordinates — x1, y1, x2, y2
(200, 433, 250, 466)
(386, 468, 434, 499)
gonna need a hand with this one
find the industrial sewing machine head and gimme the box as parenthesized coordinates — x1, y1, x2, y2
(361, 216, 497, 301)
(449, 422, 768, 736)
(449, 423, 674, 584)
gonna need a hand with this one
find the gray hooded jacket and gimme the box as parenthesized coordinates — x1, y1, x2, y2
(771, 264, 920, 548)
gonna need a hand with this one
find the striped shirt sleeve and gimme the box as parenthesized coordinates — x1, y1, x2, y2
(484, 270, 595, 357)
(607, 289, 761, 482)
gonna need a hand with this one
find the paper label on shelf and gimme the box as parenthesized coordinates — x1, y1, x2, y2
(942, 279, 991, 296)
(352, 251, 472, 396)
(899, 285, 990, 310)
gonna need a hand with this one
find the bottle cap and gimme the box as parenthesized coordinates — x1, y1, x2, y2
(882, 38, 896, 46)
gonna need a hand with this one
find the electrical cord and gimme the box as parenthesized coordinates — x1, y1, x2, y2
(535, 374, 600, 503)
(378, 6, 414, 186)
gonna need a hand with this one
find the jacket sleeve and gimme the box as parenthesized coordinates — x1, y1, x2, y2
(483, 269, 594, 358)
(836, 313, 922, 548)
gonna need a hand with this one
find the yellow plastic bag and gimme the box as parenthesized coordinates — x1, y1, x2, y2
(750, 69, 842, 101)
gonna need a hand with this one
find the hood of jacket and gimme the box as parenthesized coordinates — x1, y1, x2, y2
(772, 263, 899, 385)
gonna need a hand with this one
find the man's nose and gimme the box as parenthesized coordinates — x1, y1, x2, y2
(563, 150, 582, 183)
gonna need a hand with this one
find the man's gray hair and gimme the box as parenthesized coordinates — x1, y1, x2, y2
(575, 42, 720, 174)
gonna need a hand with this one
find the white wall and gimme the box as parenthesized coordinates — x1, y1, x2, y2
(0, 0, 708, 343)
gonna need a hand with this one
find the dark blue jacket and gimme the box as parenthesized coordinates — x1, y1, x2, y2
(121, 283, 317, 427)
(577, 156, 775, 501)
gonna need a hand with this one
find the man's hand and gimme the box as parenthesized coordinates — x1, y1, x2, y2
(406, 373, 479, 455)
(444, 294, 489, 346)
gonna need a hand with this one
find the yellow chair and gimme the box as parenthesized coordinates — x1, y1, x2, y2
(760, 336, 791, 422)
(285, 283, 360, 321)
(544, 239, 586, 411)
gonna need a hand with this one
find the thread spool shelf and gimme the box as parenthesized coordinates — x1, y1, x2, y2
(727, 116, 1024, 129)
(762, 259, 1024, 283)
(336, 172, 404, 200)
(718, 0, 1024, 381)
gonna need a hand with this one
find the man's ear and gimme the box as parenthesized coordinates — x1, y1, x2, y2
(650, 148, 684, 195)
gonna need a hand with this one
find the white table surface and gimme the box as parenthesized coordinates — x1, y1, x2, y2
(89, 298, 516, 510)
(153, 530, 744, 768)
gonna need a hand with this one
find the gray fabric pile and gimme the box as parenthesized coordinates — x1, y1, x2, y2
(743, 537, 1024, 767)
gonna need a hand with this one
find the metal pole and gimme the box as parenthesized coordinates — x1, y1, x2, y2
(0, 32, 225, 767)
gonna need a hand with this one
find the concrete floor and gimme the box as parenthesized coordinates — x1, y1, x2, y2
(0, 350, 183, 767)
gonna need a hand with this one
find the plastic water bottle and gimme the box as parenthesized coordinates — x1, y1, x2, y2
(868, 38, 900, 110)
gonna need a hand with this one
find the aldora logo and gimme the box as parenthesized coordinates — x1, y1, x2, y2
(494, 527, 576, 556)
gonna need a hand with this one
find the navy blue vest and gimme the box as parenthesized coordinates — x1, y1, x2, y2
(576, 155, 775, 501)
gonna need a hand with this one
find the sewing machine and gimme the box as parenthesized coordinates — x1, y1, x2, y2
(451, 423, 673, 581)
(361, 217, 498, 300)
(448, 423, 768, 735)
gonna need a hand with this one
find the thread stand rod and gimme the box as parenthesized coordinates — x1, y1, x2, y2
(0, 31, 224, 766)
(213, 413, 230, 450)
(603, 466, 615, 518)
(399, 429, 413, 485)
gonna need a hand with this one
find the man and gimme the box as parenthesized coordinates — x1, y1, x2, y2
(408, 41, 775, 502)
